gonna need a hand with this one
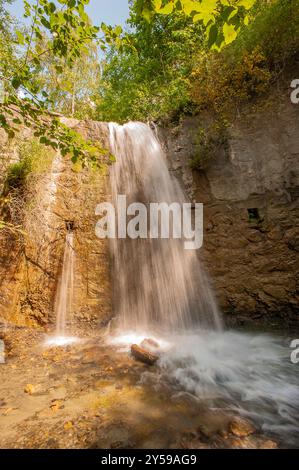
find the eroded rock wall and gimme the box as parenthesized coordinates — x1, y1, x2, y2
(0, 121, 112, 328)
(161, 95, 299, 326)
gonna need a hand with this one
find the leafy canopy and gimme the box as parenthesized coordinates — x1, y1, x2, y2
(97, 6, 203, 122)
(0, 0, 123, 163)
(135, 0, 257, 49)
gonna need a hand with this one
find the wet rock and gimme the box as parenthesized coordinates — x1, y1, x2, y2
(140, 338, 160, 352)
(229, 417, 256, 437)
(131, 344, 159, 365)
(259, 439, 277, 449)
(228, 437, 252, 449)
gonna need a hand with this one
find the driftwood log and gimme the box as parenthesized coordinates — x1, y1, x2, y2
(131, 343, 159, 365)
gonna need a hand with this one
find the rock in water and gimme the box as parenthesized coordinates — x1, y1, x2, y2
(131, 344, 159, 365)
(140, 338, 160, 352)
(229, 417, 256, 437)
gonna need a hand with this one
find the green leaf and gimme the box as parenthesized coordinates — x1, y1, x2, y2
(40, 16, 51, 29)
(193, 12, 214, 26)
(12, 118, 22, 124)
(49, 2, 56, 13)
(114, 25, 123, 36)
(0, 114, 7, 127)
(11, 77, 21, 89)
(158, 3, 174, 15)
(152, 0, 162, 10)
(181, 0, 197, 16)
(208, 23, 218, 47)
(142, 8, 153, 22)
(182, 0, 217, 15)
(237, 0, 256, 8)
(227, 9, 238, 22)
(223, 23, 238, 45)
(220, 6, 236, 22)
(16, 30, 25, 45)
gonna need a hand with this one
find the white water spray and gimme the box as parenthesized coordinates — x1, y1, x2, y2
(108, 121, 299, 447)
(109, 121, 221, 332)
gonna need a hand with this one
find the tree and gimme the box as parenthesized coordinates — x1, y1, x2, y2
(36, 41, 100, 118)
(0, 0, 120, 163)
(97, 6, 203, 122)
(135, 0, 258, 49)
(0, 1, 19, 85)
(0, 0, 259, 158)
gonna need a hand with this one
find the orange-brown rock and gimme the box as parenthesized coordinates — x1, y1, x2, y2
(229, 417, 256, 437)
(131, 344, 159, 365)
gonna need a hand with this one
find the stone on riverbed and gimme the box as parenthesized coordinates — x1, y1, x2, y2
(131, 344, 159, 365)
(229, 416, 256, 437)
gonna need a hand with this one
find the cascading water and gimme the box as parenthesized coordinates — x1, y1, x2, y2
(108, 121, 299, 447)
(54, 230, 75, 336)
(109, 121, 221, 332)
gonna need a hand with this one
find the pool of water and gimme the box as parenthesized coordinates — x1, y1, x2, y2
(110, 327, 299, 448)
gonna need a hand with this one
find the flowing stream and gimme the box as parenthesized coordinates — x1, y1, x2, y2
(108, 121, 299, 447)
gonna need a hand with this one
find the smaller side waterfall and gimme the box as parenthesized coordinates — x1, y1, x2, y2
(54, 231, 75, 335)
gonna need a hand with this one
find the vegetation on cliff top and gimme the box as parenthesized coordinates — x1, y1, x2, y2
(0, 0, 298, 160)
(97, 0, 299, 124)
(0, 0, 121, 163)
(0, 0, 259, 147)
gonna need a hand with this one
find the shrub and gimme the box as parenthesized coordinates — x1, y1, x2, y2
(190, 119, 229, 170)
(191, 0, 299, 116)
(4, 139, 54, 192)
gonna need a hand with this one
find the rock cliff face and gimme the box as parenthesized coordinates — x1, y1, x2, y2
(161, 95, 299, 326)
(0, 121, 112, 328)
(1, 94, 298, 329)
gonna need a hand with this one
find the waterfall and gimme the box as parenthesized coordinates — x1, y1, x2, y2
(54, 231, 75, 335)
(109, 122, 221, 332)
